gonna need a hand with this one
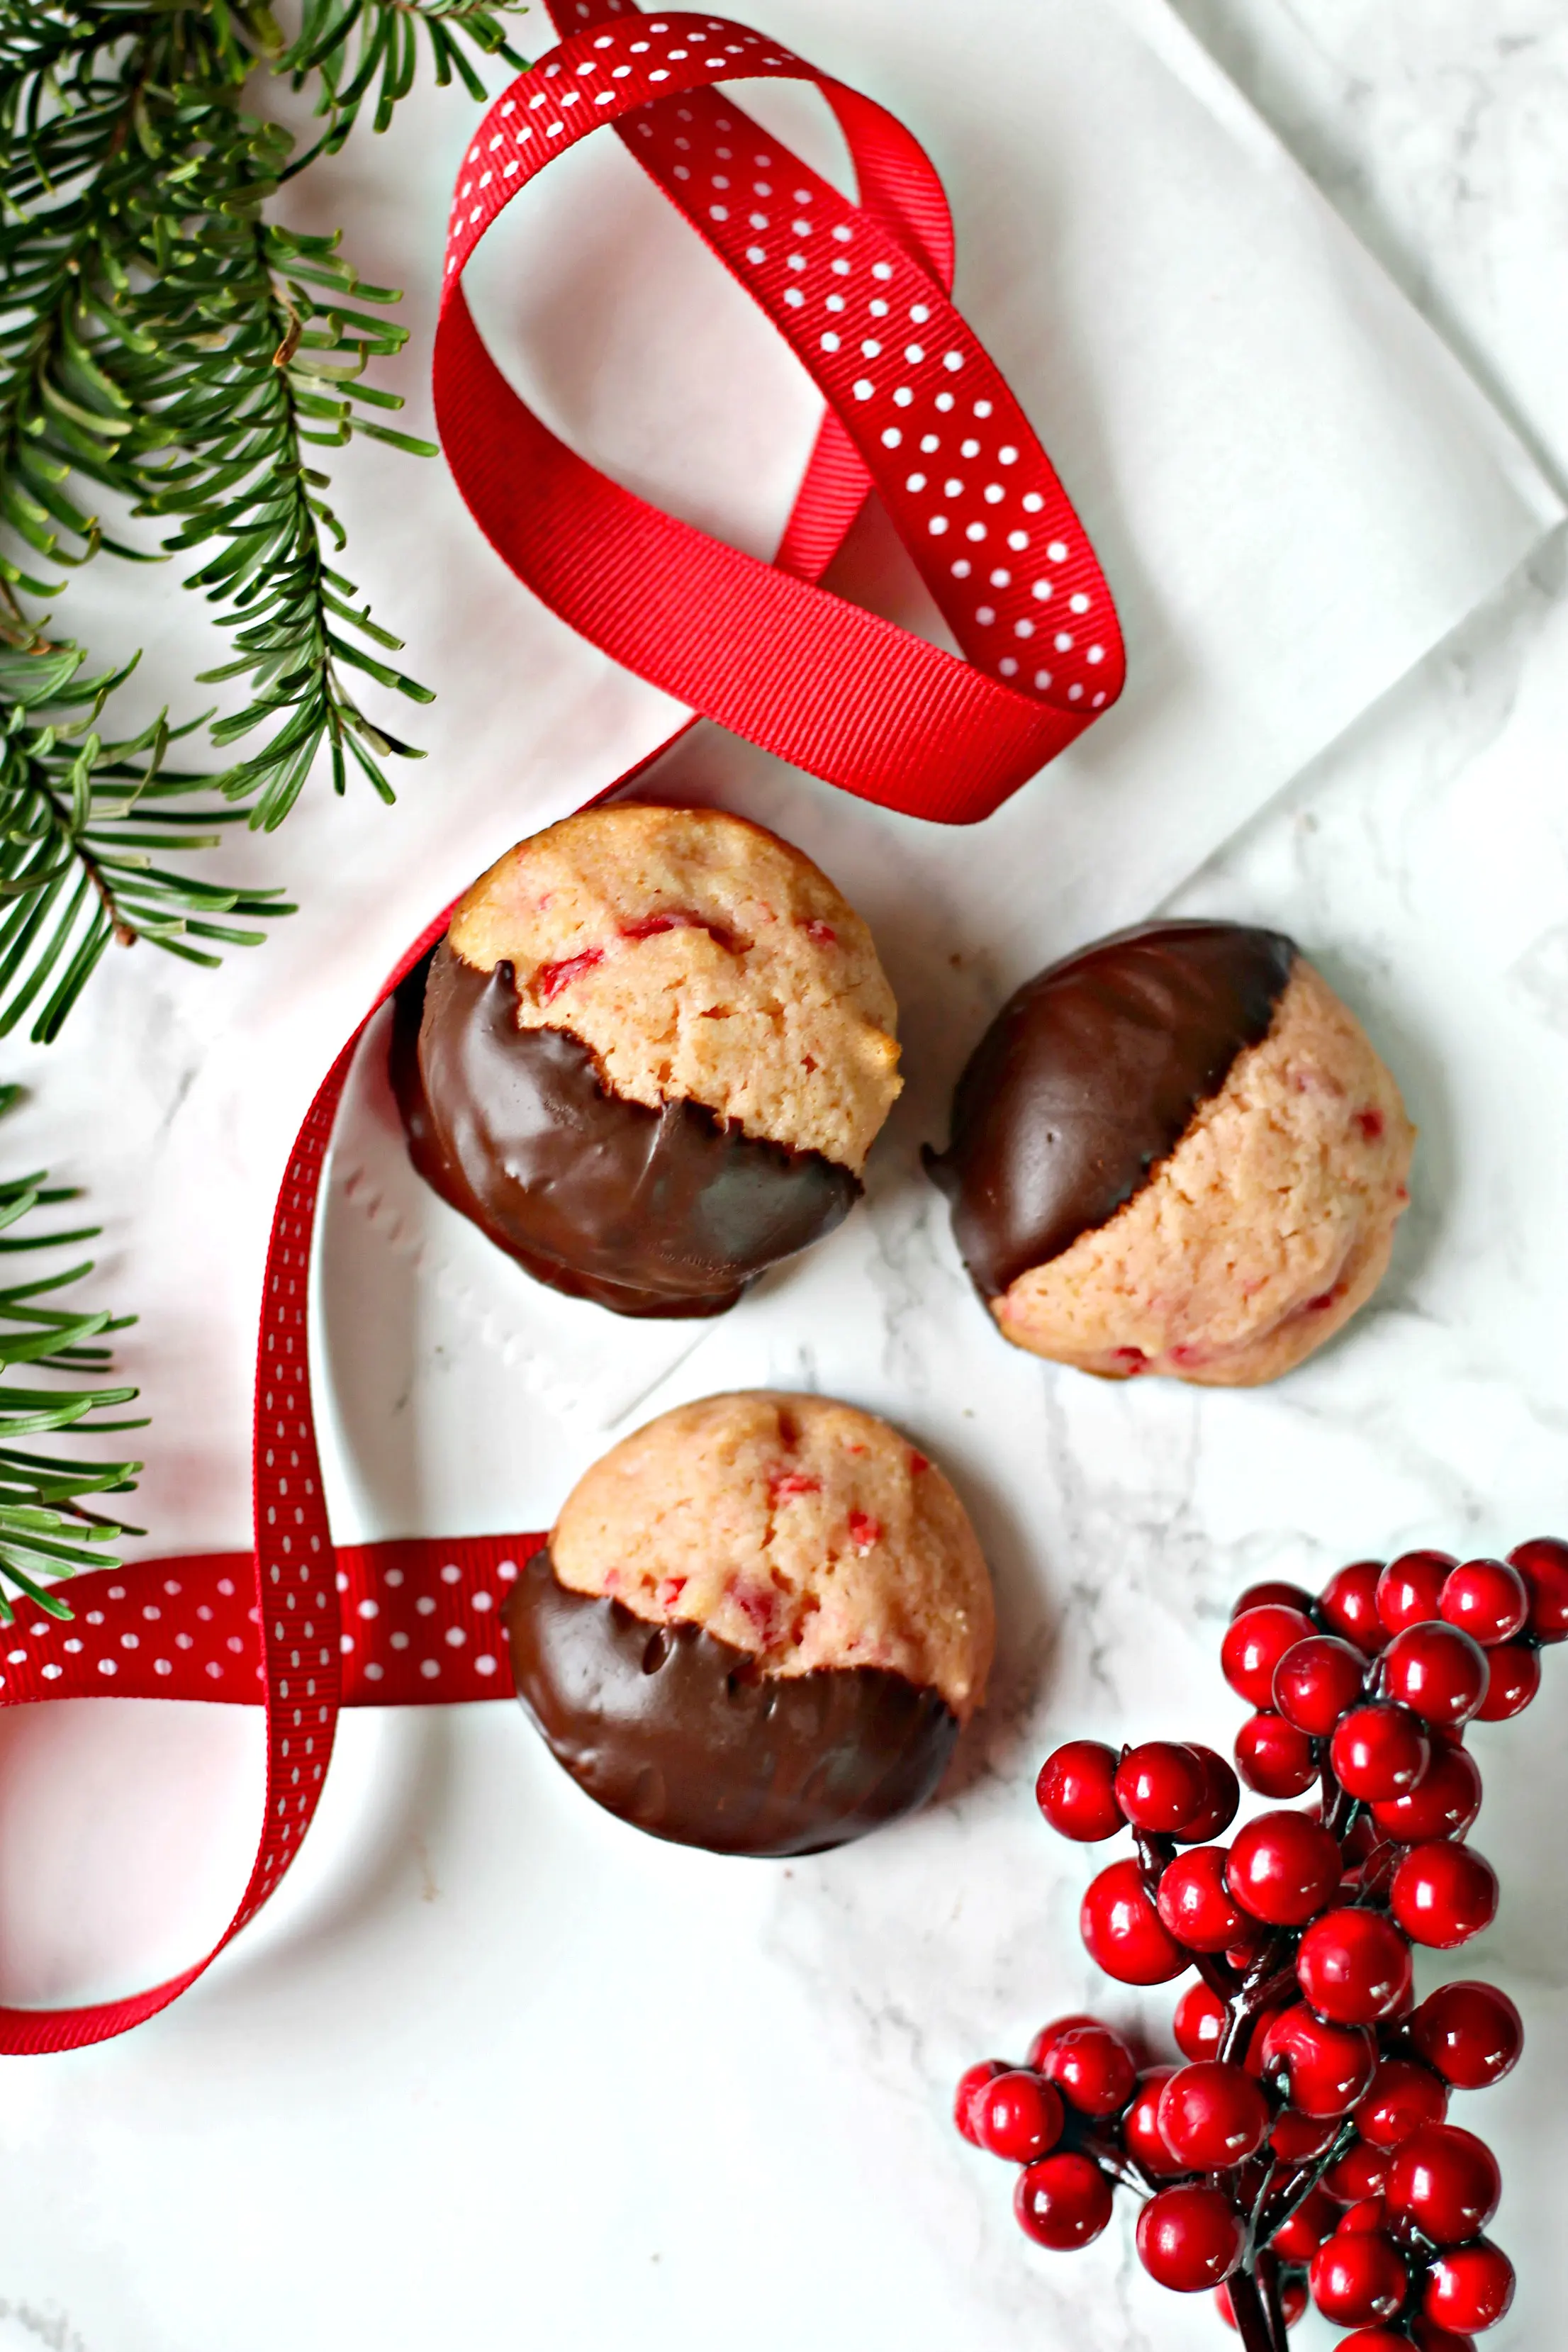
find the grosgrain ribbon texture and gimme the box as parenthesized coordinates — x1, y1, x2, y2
(0, 1, 1124, 2054)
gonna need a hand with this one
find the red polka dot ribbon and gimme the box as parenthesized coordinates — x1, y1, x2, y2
(435, 1, 1125, 824)
(0, 5, 1123, 2055)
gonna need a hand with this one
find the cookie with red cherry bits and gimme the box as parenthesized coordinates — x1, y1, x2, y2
(507, 1390, 994, 1857)
(926, 920, 1414, 1384)
(393, 804, 902, 1316)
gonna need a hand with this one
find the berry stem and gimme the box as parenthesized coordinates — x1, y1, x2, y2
(1225, 2262, 1284, 2352)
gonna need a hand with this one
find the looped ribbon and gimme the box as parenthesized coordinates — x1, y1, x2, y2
(0, 0, 1121, 2052)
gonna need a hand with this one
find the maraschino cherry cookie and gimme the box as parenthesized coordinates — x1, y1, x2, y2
(505, 1391, 995, 1857)
(926, 921, 1416, 1387)
(391, 805, 902, 1318)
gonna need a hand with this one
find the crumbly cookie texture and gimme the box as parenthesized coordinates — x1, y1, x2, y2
(447, 805, 901, 1172)
(992, 958, 1416, 1387)
(549, 1391, 994, 1722)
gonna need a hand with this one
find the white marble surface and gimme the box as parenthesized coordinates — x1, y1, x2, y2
(0, 4, 1565, 2349)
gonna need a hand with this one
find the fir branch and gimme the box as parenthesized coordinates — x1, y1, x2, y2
(0, 1081, 145, 1627)
(0, 0, 528, 1029)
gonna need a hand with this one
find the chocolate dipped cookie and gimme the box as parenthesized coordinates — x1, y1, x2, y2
(506, 1391, 995, 1856)
(392, 805, 901, 1317)
(926, 922, 1415, 1387)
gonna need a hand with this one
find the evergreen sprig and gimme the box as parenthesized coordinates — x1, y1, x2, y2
(0, 1081, 145, 1625)
(0, 0, 528, 1035)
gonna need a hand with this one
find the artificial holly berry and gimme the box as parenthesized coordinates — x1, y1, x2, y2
(971, 2068, 1066, 2163)
(1408, 2319, 1482, 2352)
(1382, 1622, 1489, 1730)
(1474, 1640, 1540, 1721)
(953, 2058, 1008, 2144)
(1014, 2151, 1114, 2249)
(1036, 1741, 1124, 1841)
(1114, 1740, 1208, 1834)
(1157, 2062, 1270, 2170)
(1323, 2139, 1389, 2205)
(1389, 1842, 1499, 1949)
(1370, 1740, 1482, 1844)
(1081, 1857, 1190, 1984)
(1354, 2056, 1449, 2149)
(1274, 1634, 1366, 1735)
(1157, 1847, 1249, 1951)
(1123, 2066, 1185, 2179)
(1319, 1559, 1387, 1655)
(1260, 2005, 1377, 2117)
(1024, 2014, 1101, 2072)
(1296, 1908, 1413, 2026)
(1176, 1745, 1241, 1842)
(1174, 1979, 1227, 2063)
(1421, 2239, 1515, 2334)
(1233, 1580, 1316, 1618)
(1270, 2184, 1338, 2262)
(1307, 2229, 1406, 2326)
(1039, 2023, 1136, 2119)
(1335, 2335, 1423, 2352)
(1331, 1703, 1430, 1801)
(1222, 1604, 1317, 1709)
(1409, 1981, 1523, 2090)
(1384, 2124, 1501, 2245)
(1377, 1550, 1457, 1634)
(1440, 1557, 1528, 1648)
(1227, 1810, 1342, 1926)
(1236, 1709, 1319, 1798)
(1335, 2195, 1389, 2234)
(1509, 1533, 1568, 1642)
(1270, 2107, 1337, 2163)
(1136, 2184, 1245, 2292)
(1214, 2273, 1309, 2330)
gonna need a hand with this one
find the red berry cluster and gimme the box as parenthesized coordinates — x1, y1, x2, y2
(956, 1538, 1568, 2351)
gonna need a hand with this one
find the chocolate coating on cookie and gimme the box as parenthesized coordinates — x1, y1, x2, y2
(926, 921, 1297, 1296)
(506, 1547, 958, 1857)
(391, 945, 859, 1318)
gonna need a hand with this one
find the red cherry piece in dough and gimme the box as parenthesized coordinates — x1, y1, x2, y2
(1439, 1557, 1528, 1647)
(1136, 2183, 1245, 2292)
(1036, 1740, 1124, 1840)
(1409, 1981, 1523, 2090)
(1227, 1810, 1342, 1925)
(1013, 2151, 1114, 2250)
(1222, 1605, 1317, 1708)
(1081, 1858, 1190, 1984)
(1390, 1843, 1498, 1949)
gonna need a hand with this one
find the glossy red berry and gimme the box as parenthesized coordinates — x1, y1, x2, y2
(1223, 1604, 1318, 1708)
(1323, 2139, 1389, 2205)
(1233, 1579, 1316, 1618)
(1337, 2195, 1389, 2234)
(1410, 1981, 1523, 2090)
(1319, 1559, 1387, 1654)
(1227, 1809, 1342, 1925)
(1385, 2124, 1501, 2244)
(1136, 2183, 1244, 2292)
(1409, 2319, 1482, 2352)
(1355, 2057, 1449, 2149)
(1036, 1741, 1124, 1841)
(1236, 1709, 1318, 1798)
(1261, 2005, 1377, 2117)
(1040, 2023, 1137, 2119)
(954, 2059, 1008, 2144)
(1175, 1745, 1241, 1842)
(1274, 1634, 1366, 1734)
(1440, 1557, 1528, 1648)
(1270, 2107, 1338, 2163)
(1157, 2061, 1270, 2169)
(1024, 2014, 1102, 2072)
(1382, 1622, 1489, 1729)
(1377, 1550, 1457, 1634)
(972, 2068, 1066, 2162)
(1123, 2066, 1185, 2179)
(1508, 1534, 1568, 1642)
(1370, 1740, 1482, 1843)
(1214, 2273, 1309, 2331)
(1156, 1846, 1249, 1952)
(1334, 2335, 1421, 2352)
(1081, 1858, 1190, 1985)
(1014, 2151, 1114, 2250)
(1390, 1842, 1499, 1949)
(1296, 1907, 1413, 2025)
(1270, 2183, 1338, 2261)
(1173, 1979, 1226, 2063)
(1422, 2239, 1515, 2334)
(1331, 1703, 1430, 1801)
(1309, 2230, 1406, 2326)
(1474, 1640, 1540, 1721)
(1114, 1740, 1207, 1834)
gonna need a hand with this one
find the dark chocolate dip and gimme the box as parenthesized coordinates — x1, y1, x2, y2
(926, 921, 1296, 1298)
(505, 1548, 958, 1857)
(391, 943, 859, 1318)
